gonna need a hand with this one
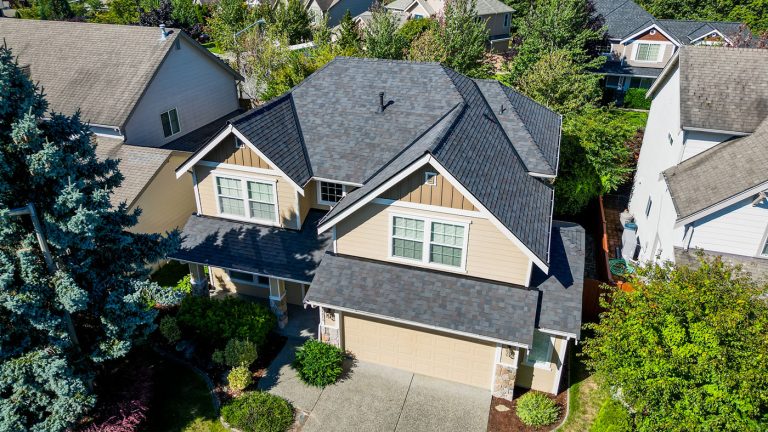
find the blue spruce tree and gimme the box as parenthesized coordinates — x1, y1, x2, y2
(0, 46, 182, 431)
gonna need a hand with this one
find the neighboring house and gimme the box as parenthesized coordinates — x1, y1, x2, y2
(172, 57, 585, 396)
(627, 46, 768, 280)
(592, 0, 746, 93)
(0, 20, 242, 235)
(307, 0, 375, 27)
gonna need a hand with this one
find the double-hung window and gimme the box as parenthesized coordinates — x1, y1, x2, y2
(525, 331, 554, 369)
(215, 175, 277, 223)
(318, 181, 346, 206)
(390, 214, 468, 270)
(161, 108, 180, 138)
(634, 43, 661, 62)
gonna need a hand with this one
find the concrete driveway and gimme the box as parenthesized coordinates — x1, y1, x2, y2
(258, 340, 490, 432)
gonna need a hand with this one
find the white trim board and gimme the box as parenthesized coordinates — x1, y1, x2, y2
(317, 154, 549, 273)
(178, 258, 312, 285)
(620, 24, 680, 46)
(305, 300, 530, 349)
(674, 181, 768, 227)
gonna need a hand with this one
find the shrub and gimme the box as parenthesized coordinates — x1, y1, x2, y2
(227, 366, 253, 392)
(221, 392, 294, 432)
(590, 399, 632, 432)
(177, 296, 276, 346)
(292, 340, 344, 387)
(516, 391, 561, 427)
(622, 88, 651, 110)
(175, 274, 192, 294)
(222, 338, 259, 367)
(159, 316, 181, 344)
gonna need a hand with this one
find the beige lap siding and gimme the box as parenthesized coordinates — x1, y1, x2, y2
(343, 314, 497, 388)
(194, 164, 299, 229)
(284, 281, 305, 305)
(208, 267, 270, 299)
(335, 203, 531, 285)
(515, 335, 567, 393)
(129, 153, 196, 234)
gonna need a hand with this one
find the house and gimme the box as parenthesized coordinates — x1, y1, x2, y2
(627, 46, 768, 280)
(592, 0, 746, 94)
(172, 57, 585, 396)
(307, 0, 375, 27)
(0, 20, 243, 235)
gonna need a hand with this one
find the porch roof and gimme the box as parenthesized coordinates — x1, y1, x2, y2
(172, 210, 332, 284)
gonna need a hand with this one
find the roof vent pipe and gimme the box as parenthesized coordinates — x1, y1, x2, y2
(379, 92, 385, 113)
(160, 24, 168, 40)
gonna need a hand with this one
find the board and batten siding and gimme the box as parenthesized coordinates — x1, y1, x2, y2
(679, 198, 768, 257)
(204, 135, 273, 169)
(129, 153, 196, 234)
(382, 165, 477, 211)
(194, 164, 300, 229)
(335, 202, 531, 285)
(123, 37, 239, 148)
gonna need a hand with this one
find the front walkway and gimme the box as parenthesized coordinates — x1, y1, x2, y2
(258, 340, 490, 432)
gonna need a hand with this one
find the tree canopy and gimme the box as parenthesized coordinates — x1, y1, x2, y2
(363, 6, 407, 60)
(583, 257, 768, 431)
(0, 46, 181, 432)
(636, 0, 768, 32)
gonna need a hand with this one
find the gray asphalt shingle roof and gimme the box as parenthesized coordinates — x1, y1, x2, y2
(162, 109, 243, 153)
(385, 0, 512, 16)
(599, 61, 663, 77)
(678, 46, 768, 134)
(172, 210, 333, 283)
(591, 0, 654, 40)
(94, 137, 172, 207)
(664, 117, 768, 220)
(0, 20, 238, 128)
(657, 19, 746, 44)
(305, 253, 540, 346)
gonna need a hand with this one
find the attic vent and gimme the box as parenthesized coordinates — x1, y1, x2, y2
(650, 29, 657, 35)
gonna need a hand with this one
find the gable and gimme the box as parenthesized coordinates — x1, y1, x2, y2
(203, 134, 273, 170)
(636, 29, 671, 42)
(381, 164, 477, 211)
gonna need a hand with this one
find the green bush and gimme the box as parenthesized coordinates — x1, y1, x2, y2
(623, 88, 651, 110)
(516, 391, 561, 427)
(590, 399, 632, 432)
(221, 391, 294, 432)
(213, 338, 259, 368)
(227, 366, 253, 392)
(292, 339, 344, 387)
(177, 296, 276, 346)
(159, 316, 181, 344)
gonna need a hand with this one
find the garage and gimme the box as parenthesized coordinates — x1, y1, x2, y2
(343, 314, 497, 388)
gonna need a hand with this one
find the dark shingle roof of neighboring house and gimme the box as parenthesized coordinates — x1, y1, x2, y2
(94, 137, 172, 207)
(171, 210, 333, 283)
(162, 109, 243, 153)
(663, 117, 768, 221)
(0, 20, 240, 128)
(657, 19, 746, 44)
(677, 46, 768, 134)
(598, 61, 663, 77)
(532, 222, 586, 338)
(591, 0, 654, 40)
(305, 253, 540, 346)
(385, 0, 512, 16)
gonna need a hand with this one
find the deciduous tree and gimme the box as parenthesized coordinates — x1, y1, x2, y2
(363, 6, 407, 59)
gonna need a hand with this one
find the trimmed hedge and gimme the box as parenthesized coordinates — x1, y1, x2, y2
(213, 338, 259, 368)
(221, 392, 294, 432)
(516, 391, 561, 427)
(292, 340, 344, 387)
(177, 296, 276, 346)
(623, 88, 651, 110)
(590, 399, 632, 432)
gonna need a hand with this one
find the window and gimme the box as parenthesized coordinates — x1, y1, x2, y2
(629, 77, 654, 89)
(413, 13, 424, 19)
(229, 270, 270, 287)
(634, 43, 661, 62)
(667, 132, 674, 145)
(390, 214, 468, 269)
(318, 181, 345, 206)
(761, 236, 768, 257)
(525, 331, 553, 369)
(503, 13, 510, 27)
(234, 137, 245, 149)
(424, 172, 437, 186)
(645, 196, 653, 217)
(215, 175, 277, 223)
(161, 108, 180, 138)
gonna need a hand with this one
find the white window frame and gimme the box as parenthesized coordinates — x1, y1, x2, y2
(160, 107, 181, 138)
(645, 196, 653, 218)
(503, 13, 510, 27)
(227, 269, 270, 287)
(212, 172, 280, 225)
(632, 42, 664, 62)
(317, 181, 347, 206)
(424, 171, 437, 186)
(524, 331, 555, 370)
(759, 225, 768, 257)
(387, 212, 470, 272)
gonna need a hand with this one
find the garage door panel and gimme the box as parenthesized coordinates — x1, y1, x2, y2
(343, 314, 495, 388)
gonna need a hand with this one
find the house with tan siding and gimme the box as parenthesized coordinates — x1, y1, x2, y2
(0, 20, 242, 236)
(172, 57, 585, 397)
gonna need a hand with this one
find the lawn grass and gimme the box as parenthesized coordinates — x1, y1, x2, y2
(559, 340, 610, 432)
(150, 260, 190, 288)
(144, 354, 226, 432)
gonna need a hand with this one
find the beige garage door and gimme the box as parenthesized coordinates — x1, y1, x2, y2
(343, 314, 496, 388)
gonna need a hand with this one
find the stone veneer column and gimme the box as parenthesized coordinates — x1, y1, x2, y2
(269, 279, 288, 329)
(492, 346, 519, 400)
(318, 307, 341, 347)
(188, 263, 209, 297)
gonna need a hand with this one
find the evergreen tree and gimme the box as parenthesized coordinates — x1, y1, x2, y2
(34, 0, 74, 20)
(0, 46, 181, 431)
(436, 0, 489, 77)
(271, 0, 313, 44)
(206, 0, 250, 51)
(363, 6, 407, 59)
(337, 10, 362, 52)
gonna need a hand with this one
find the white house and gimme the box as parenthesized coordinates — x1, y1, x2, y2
(627, 45, 768, 279)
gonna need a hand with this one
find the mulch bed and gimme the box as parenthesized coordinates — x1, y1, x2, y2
(487, 387, 568, 432)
